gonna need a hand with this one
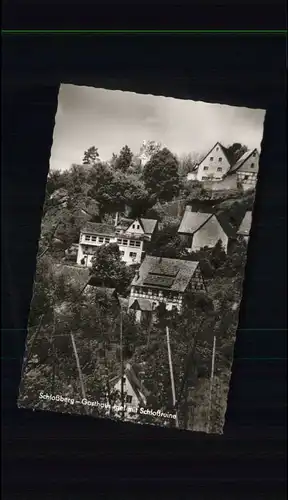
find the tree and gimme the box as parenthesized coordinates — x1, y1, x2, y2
(225, 143, 248, 165)
(46, 169, 69, 197)
(115, 145, 133, 173)
(83, 146, 99, 165)
(178, 152, 202, 180)
(142, 147, 181, 202)
(90, 243, 134, 295)
(147, 222, 188, 259)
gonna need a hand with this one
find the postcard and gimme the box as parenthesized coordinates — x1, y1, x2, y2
(18, 84, 266, 433)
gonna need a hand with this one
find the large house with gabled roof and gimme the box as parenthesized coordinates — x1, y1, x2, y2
(128, 255, 206, 322)
(77, 216, 158, 267)
(177, 205, 233, 253)
(187, 142, 231, 182)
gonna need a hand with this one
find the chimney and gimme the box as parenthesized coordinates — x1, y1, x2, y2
(114, 212, 119, 227)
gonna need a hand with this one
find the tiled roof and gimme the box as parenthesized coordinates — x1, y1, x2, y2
(81, 222, 116, 236)
(85, 285, 118, 301)
(237, 211, 252, 236)
(116, 217, 157, 235)
(228, 149, 258, 174)
(129, 298, 153, 311)
(140, 218, 158, 235)
(178, 212, 213, 234)
(116, 218, 134, 231)
(131, 256, 199, 293)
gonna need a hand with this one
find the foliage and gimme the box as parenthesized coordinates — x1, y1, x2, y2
(142, 148, 181, 202)
(225, 143, 248, 165)
(147, 221, 188, 259)
(178, 152, 202, 180)
(90, 243, 135, 295)
(83, 146, 99, 165)
(115, 145, 133, 173)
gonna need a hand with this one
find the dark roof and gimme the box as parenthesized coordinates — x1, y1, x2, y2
(178, 211, 213, 234)
(215, 212, 236, 238)
(116, 218, 134, 231)
(116, 217, 157, 235)
(140, 218, 158, 235)
(81, 222, 116, 236)
(237, 211, 252, 236)
(228, 148, 258, 174)
(85, 285, 118, 300)
(131, 256, 200, 293)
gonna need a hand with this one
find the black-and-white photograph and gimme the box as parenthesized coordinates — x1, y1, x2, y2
(18, 84, 266, 433)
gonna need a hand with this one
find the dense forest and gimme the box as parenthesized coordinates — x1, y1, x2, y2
(18, 141, 255, 433)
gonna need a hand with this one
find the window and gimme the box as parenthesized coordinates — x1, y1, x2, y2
(217, 167, 222, 172)
(104, 237, 110, 243)
(130, 252, 137, 258)
(84, 246, 89, 252)
(120, 251, 125, 256)
(117, 238, 122, 244)
(250, 163, 254, 168)
(98, 237, 104, 243)
(218, 157, 222, 162)
(91, 236, 97, 242)
(132, 224, 135, 229)
(203, 166, 209, 171)
(252, 151, 256, 157)
(244, 175, 249, 180)
(85, 235, 90, 241)
(137, 224, 140, 229)
(216, 147, 219, 151)
(135, 241, 141, 247)
(130, 240, 136, 247)
(122, 239, 128, 246)
(126, 395, 132, 404)
(210, 156, 213, 161)
(201, 176, 209, 180)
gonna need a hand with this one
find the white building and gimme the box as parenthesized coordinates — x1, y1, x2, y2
(227, 148, 259, 191)
(77, 217, 158, 267)
(189, 142, 231, 182)
(178, 206, 232, 253)
(128, 256, 206, 322)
